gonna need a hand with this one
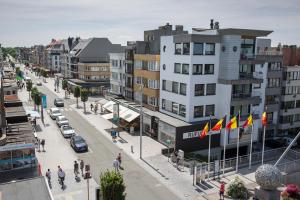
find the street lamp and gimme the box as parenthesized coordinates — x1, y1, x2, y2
(140, 84, 143, 159)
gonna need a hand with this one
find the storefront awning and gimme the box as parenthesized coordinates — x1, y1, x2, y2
(25, 110, 41, 118)
(102, 113, 113, 119)
(102, 101, 115, 112)
(120, 109, 140, 122)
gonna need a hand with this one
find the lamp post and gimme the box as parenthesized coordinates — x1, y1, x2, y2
(140, 84, 143, 159)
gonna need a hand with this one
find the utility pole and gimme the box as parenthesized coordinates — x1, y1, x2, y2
(140, 84, 143, 159)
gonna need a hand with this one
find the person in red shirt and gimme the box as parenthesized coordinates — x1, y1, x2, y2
(219, 181, 225, 200)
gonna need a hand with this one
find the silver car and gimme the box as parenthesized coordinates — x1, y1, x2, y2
(56, 116, 69, 127)
(60, 125, 75, 138)
(49, 108, 62, 120)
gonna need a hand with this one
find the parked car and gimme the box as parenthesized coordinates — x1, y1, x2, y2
(36, 81, 42, 86)
(60, 125, 75, 138)
(49, 107, 62, 120)
(56, 116, 69, 127)
(70, 135, 88, 152)
(54, 98, 64, 107)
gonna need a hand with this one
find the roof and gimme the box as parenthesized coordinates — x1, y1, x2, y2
(5, 122, 36, 145)
(0, 177, 52, 200)
(5, 106, 26, 118)
(193, 28, 273, 37)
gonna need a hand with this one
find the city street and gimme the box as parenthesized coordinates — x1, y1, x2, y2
(23, 65, 182, 200)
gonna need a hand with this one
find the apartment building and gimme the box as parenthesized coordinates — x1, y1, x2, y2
(45, 39, 65, 73)
(31, 45, 46, 68)
(67, 38, 123, 95)
(133, 24, 188, 111)
(159, 21, 281, 157)
(123, 43, 135, 100)
(109, 52, 125, 96)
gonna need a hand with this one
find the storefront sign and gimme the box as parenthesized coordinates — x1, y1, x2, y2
(182, 131, 201, 140)
(42, 95, 47, 108)
(0, 143, 34, 152)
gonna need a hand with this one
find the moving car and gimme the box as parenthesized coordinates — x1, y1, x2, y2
(36, 81, 42, 86)
(60, 125, 75, 138)
(49, 108, 62, 120)
(70, 135, 88, 152)
(54, 98, 64, 107)
(56, 116, 69, 127)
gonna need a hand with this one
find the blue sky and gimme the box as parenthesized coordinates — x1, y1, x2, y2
(0, 0, 299, 47)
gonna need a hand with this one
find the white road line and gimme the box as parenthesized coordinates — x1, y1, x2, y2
(88, 147, 94, 153)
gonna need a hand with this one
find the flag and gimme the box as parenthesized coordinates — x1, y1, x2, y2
(200, 122, 209, 139)
(262, 112, 267, 126)
(226, 116, 238, 130)
(211, 117, 224, 131)
(242, 114, 253, 128)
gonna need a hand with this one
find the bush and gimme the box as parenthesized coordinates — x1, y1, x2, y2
(227, 176, 249, 199)
(100, 170, 126, 200)
(281, 184, 300, 200)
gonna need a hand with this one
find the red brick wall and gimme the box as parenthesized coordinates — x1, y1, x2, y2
(283, 46, 300, 66)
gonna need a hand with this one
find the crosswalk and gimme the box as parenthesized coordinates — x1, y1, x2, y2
(59, 107, 74, 112)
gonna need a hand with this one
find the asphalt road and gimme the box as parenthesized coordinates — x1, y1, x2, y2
(31, 76, 181, 200)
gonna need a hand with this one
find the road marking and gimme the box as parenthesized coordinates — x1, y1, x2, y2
(88, 147, 94, 153)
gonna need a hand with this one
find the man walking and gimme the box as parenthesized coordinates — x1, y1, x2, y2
(46, 169, 52, 189)
(117, 153, 123, 170)
(219, 181, 225, 200)
(74, 160, 79, 179)
(113, 158, 120, 172)
(80, 160, 84, 177)
(57, 166, 66, 189)
(41, 139, 45, 152)
(90, 103, 94, 112)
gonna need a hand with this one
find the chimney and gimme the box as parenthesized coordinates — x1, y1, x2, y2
(214, 22, 220, 29)
(210, 19, 214, 29)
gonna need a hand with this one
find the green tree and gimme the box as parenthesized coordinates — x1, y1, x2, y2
(31, 87, 41, 112)
(74, 86, 81, 108)
(80, 88, 89, 113)
(100, 170, 126, 200)
(62, 79, 68, 99)
(26, 81, 33, 100)
(41, 70, 48, 82)
(227, 176, 249, 199)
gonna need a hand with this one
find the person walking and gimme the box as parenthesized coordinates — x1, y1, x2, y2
(57, 166, 66, 189)
(117, 153, 123, 170)
(41, 139, 45, 152)
(46, 169, 52, 189)
(90, 103, 94, 112)
(219, 181, 225, 200)
(80, 160, 84, 177)
(113, 158, 120, 172)
(37, 138, 41, 152)
(74, 160, 79, 179)
(94, 104, 98, 114)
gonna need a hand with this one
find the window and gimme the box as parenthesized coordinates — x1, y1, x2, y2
(180, 83, 186, 95)
(162, 80, 166, 90)
(172, 82, 178, 93)
(134, 60, 142, 69)
(206, 84, 216, 95)
(136, 77, 142, 84)
(193, 64, 203, 75)
(175, 43, 182, 55)
(183, 43, 190, 55)
(193, 43, 203, 55)
(205, 43, 215, 55)
(149, 97, 158, 106)
(195, 84, 204, 96)
(149, 61, 159, 71)
(194, 106, 204, 118)
(204, 64, 214, 74)
(179, 105, 186, 117)
(182, 64, 189, 74)
(172, 102, 179, 114)
(267, 78, 280, 88)
(205, 105, 215, 116)
(148, 80, 159, 89)
(174, 63, 181, 73)
(162, 99, 166, 109)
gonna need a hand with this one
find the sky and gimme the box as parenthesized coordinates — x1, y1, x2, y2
(0, 0, 299, 47)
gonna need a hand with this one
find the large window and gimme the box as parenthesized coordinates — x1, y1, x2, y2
(183, 43, 190, 55)
(162, 80, 166, 90)
(172, 82, 178, 93)
(205, 104, 215, 116)
(194, 106, 204, 118)
(193, 43, 203, 55)
(195, 84, 204, 96)
(204, 64, 214, 74)
(179, 105, 186, 117)
(175, 43, 182, 55)
(148, 61, 159, 71)
(193, 64, 202, 75)
(148, 79, 159, 89)
(172, 102, 179, 114)
(206, 84, 216, 95)
(182, 64, 189, 74)
(174, 63, 181, 73)
(205, 43, 215, 55)
(180, 83, 187, 95)
(267, 78, 280, 88)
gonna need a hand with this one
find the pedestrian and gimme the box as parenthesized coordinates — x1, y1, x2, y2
(80, 160, 84, 177)
(41, 139, 45, 152)
(117, 153, 123, 170)
(57, 166, 66, 189)
(94, 104, 98, 114)
(113, 158, 120, 172)
(219, 181, 225, 200)
(37, 138, 41, 152)
(90, 103, 94, 112)
(46, 169, 52, 188)
(74, 160, 79, 179)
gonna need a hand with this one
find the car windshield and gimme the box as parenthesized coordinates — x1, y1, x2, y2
(56, 99, 63, 102)
(52, 110, 60, 114)
(74, 136, 85, 143)
(62, 126, 73, 131)
(60, 117, 67, 121)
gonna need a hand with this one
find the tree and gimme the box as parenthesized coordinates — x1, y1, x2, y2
(62, 79, 68, 99)
(74, 86, 81, 108)
(81, 88, 89, 113)
(41, 70, 48, 82)
(26, 81, 33, 100)
(31, 87, 41, 112)
(100, 170, 126, 200)
(227, 176, 249, 199)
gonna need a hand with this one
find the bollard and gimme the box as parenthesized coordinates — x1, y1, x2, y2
(131, 145, 134, 153)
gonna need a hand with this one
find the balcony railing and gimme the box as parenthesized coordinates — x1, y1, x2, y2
(232, 93, 251, 99)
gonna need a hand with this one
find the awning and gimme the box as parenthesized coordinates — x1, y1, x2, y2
(102, 113, 114, 119)
(102, 101, 115, 112)
(25, 110, 41, 118)
(120, 109, 140, 123)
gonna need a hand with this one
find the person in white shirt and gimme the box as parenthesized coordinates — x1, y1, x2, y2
(113, 158, 120, 171)
(57, 166, 66, 189)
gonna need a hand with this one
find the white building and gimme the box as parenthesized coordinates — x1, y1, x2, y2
(159, 25, 280, 156)
(109, 52, 126, 96)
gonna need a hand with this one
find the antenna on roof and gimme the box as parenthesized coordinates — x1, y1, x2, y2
(210, 19, 214, 29)
(214, 21, 220, 29)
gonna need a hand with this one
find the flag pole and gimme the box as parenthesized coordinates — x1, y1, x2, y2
(249, 122, 254, 170)
(207, 115, 212, 180)
(223, 127, 227, 176)
(262, 124, 266, 165)
(236, 111, 240, 173)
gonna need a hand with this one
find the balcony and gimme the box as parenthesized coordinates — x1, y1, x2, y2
(240, 53, 283, 64)
(265, 87, 281, 95)
(278, 121, 300, 130)
(231, 93, 261, 106)
(267, 70, 283, 78)
(280, 107, 300, 116)
(266, 103, 280, 112)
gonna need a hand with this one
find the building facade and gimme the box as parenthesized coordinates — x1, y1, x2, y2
(109, 52, 125, 96)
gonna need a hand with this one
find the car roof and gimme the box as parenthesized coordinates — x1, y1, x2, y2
(57, 115, 66, 118)
(55, 98, 63, 101)
(50, 107, 60, 111)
